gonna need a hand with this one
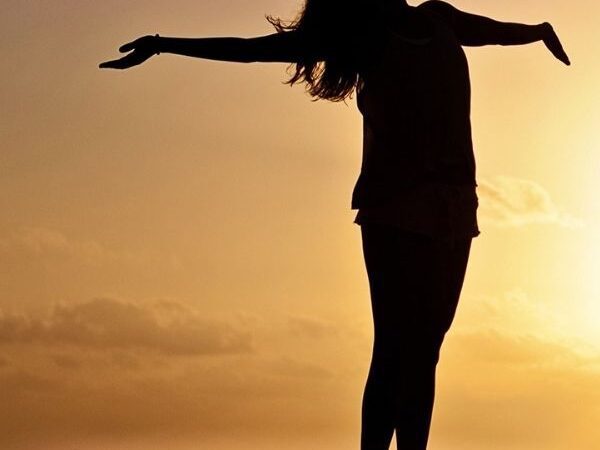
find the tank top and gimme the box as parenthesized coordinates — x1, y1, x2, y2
(351, 1, 480, 240)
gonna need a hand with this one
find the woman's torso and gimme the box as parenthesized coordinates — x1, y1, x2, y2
(352, 2, 479, 239)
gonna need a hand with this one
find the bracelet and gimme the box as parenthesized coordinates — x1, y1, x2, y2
(154, 33, 161, 55)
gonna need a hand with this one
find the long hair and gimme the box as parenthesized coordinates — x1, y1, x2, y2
(267, 0, 382, 102)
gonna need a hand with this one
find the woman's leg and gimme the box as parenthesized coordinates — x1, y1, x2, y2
(359, 223, 471, 450)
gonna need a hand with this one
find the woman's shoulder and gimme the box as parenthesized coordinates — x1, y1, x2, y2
(417, 0, 457, 25)
(417, 0, 454, 13)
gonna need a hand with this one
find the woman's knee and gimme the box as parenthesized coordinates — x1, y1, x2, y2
(373, 338, 441, 373)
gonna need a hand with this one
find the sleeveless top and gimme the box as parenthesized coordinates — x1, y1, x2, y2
(351, 2, 480, 240)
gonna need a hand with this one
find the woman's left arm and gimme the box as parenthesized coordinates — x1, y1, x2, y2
(100, 31, 319, 70)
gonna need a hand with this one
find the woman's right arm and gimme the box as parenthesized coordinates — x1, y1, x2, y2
(421, 0, 570, 65)
(100, 31, 321, 69)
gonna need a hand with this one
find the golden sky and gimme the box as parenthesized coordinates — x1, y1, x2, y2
(1, 1, 599, 449)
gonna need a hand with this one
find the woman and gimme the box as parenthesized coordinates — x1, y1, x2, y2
(100, 1, 569, 448)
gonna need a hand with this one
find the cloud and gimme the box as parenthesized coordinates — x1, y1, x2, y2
(0, 226, 186, 273)
(0, 298, 253, 355)
(477, 176, 581, 227)
(437, 328, 600, 450)
(0, 293, 598, 450)
(0, 302, 359, 449)
(429, 288, 600, 450)
(456, 288, 565, 338)
(51, 353, 83, 370)
(265, 355, 333, 379)
(287, 314, 338, 339)
(451, 330, 586, 367)
(0, 226, 123, 265)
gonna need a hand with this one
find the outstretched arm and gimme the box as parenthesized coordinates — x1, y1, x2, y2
(423, 0, 570, 65)
(100, 31, 320, 70)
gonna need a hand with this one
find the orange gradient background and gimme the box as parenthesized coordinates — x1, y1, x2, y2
(1, 1, 599, 449)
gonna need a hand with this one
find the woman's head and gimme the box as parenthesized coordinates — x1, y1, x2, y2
(268, 0, 390, 101)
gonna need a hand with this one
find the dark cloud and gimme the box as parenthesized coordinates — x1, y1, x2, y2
(0, 298, 253, 355)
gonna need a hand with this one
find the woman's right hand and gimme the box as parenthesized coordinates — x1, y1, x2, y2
(99, 35, 160, 70)
(541, 23, 570, 66)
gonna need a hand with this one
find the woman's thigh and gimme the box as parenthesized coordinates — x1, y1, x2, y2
(360, 224, 471, 352)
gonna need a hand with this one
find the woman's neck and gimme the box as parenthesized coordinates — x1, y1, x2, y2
(383, 0, 410, 10)
(381, 0, 412, 19)
(382, 1, 435, 40)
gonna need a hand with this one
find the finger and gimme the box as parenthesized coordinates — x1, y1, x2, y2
(555, 43, 571, 65)
(119, 38, 142, 53)
(99, 59, 123, 69)
(557, 49, 571, 65)
(99, 56, 135, 70)
(553, 43, 571, 65)
(545, 34, 571, 66)
(99, 51, 150, 69)
(552, 36, 570, 65)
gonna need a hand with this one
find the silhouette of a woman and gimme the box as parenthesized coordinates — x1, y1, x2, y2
(101, 1, 569, 448)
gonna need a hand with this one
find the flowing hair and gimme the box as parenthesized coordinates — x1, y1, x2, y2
(267, 0, 382, 102)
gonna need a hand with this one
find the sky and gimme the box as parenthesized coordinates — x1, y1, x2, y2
(1, 0, 599, 449)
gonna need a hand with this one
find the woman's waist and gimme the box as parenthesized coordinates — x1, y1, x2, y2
(355, 166, 477, 186)
(351, 176, 478, 210)
(353, 182, 480, 239)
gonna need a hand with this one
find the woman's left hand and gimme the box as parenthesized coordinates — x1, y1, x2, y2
(99, 35, 160, 69)
(541, 23, 570, 66)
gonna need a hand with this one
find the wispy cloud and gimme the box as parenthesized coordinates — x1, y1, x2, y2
(477, 176, 582, 228)
(287, 314, 339, 339)
(0, 226, 137, 266)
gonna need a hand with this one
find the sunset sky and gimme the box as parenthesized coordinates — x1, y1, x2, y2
(1, 0, 599, 449)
